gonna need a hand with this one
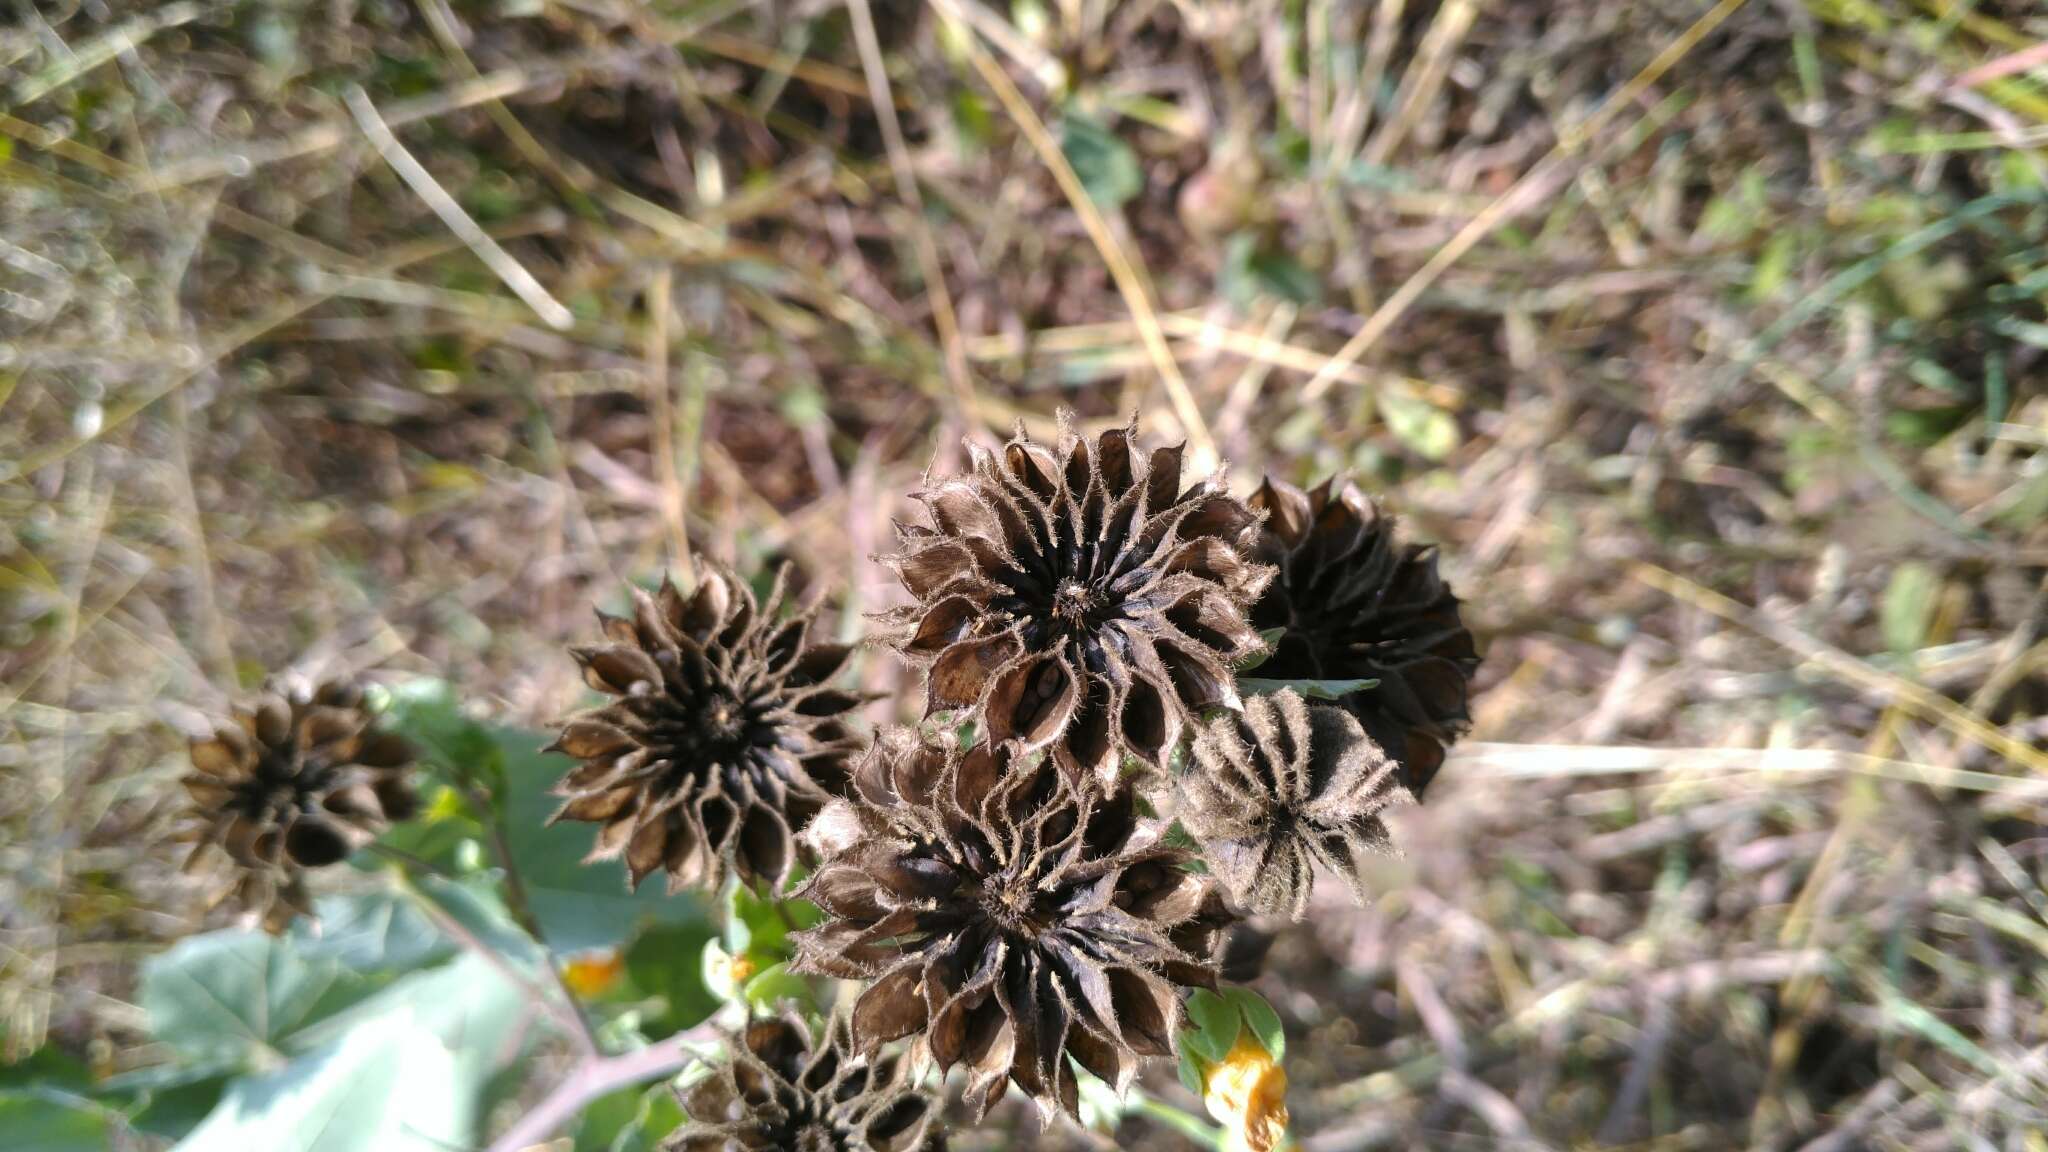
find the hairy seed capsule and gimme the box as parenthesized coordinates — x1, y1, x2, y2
(548, 565, 865, 894)
(179, 678, 418, 932)
(1248, 477, 1479, 797)
(1171, 689, 1412, 919)
(668, 1011, 944, 1152)
(878, 412, 1273, 785)
(790, 729, 1228, 1121)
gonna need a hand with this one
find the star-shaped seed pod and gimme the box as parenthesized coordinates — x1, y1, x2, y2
(878, 413, 1272, 784)
(548, 565, 865, 894)
(667, 1012, 944, 1152)
(790, 728, 1217, 1121)
(178, 679, 418, 932)
(1248, 476, 1478, 797)
(1172, 688, 1411, 919)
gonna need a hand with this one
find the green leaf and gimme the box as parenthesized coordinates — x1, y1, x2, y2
(1376, 391, 1459, 461)
(1880, 562, 1939, 655)
(1237, 677, 1378, 702)
(1877, 983, 1998, 1076)
(406, 874, 544, 967)
(373, 681, 493, 871)
(126, 1075, 232, 1141)
(1233, 629, 1286, 673)
(1223, 987, 1284, 1062)
(1059, 115, 1143, 209)
(950, 91, 993, 152)
(96, 1054, 244, 1104)
(292, 953, 527, 1056)
(1182, 989, 1239, 1063)
(573, 1081, 685, 1152)
(494, 725, 710, 953)
(291, 890, 452, 973)
(379, 680, 504, 793)
(176, 1014, 467, 1152)
(740, 962, 811, 1011)
(139, 932, 364, 1067)
(1884, 404, 1971, 447)
(1219, 233, 1320, 307)
(1749, 230, 1798, 303)
(175, 953, 529, 1152)
(625, 921, 720, 1035)
(1176, 1044, 1208, 1097)
(0, 1049, 116, 1150)
(1696, 167, 1769, 246)
(369, 799, 484, 877)
(726, 885, 822, 963)
(1996, 472, 2048, 531)
(0, 1043, 95, 1093)
(0, 1091, 112, 1152)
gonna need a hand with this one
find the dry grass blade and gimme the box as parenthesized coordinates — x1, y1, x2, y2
(643, 266, 694, 582)
(933, 0, 1217, 465)
(845, 0, 982, 430)
(1632, 563, 2048, 775)
(343, 85, 574, 331)
(1302, 0, 1754, 402)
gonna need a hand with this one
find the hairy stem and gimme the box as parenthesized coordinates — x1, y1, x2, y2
(484, 1023, 722, 1152)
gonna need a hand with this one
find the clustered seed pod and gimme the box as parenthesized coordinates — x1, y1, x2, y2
(790, 729, 1219, 1120)
(767, 418, 1477, 1130)
(162, 411, 1479, 1144)
(876, 414, 1273, 784)
(668, 1013, 943, 1152)
(548, 565, 866, 894)
(178, 679, 418, 932)
(1174, 689, 1412, 919)
(1247, 477, 1479, 797)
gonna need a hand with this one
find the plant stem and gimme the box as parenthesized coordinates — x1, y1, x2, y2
(483, 1023, 721, 1152)
(770, 894, 802, 936)
(386, 864, 588, 1043)
(365, 840, 457, 880)
(1135, 1096, 1226, 1148)
(458, 780, 604, 1060)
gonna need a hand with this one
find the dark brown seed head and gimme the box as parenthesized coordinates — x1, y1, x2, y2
(1248, 477, 1478, 797)
(667, 1012, 944, 1152)
(790, 729, 1218, 1122)
(1175, 689, 1411, 919)
(879, 413, 1272, 784)
(179, 679, 418, 932)
(549, 565, 865, 894)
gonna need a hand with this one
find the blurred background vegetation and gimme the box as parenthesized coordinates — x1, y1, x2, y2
(3, 0, 2047, 1147)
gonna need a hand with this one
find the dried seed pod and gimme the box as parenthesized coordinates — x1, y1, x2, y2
(1172, 885, 1271, 984)
(1248, 477, 1478, 796)
(668, 1012, 944, 1152)
(790, 729, 1217, 1121)
(880, 413, 1272, 784)
(1176, 689, 1411, 919)
(179, 679, 418, 932)
(549, 565, 864, 894)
